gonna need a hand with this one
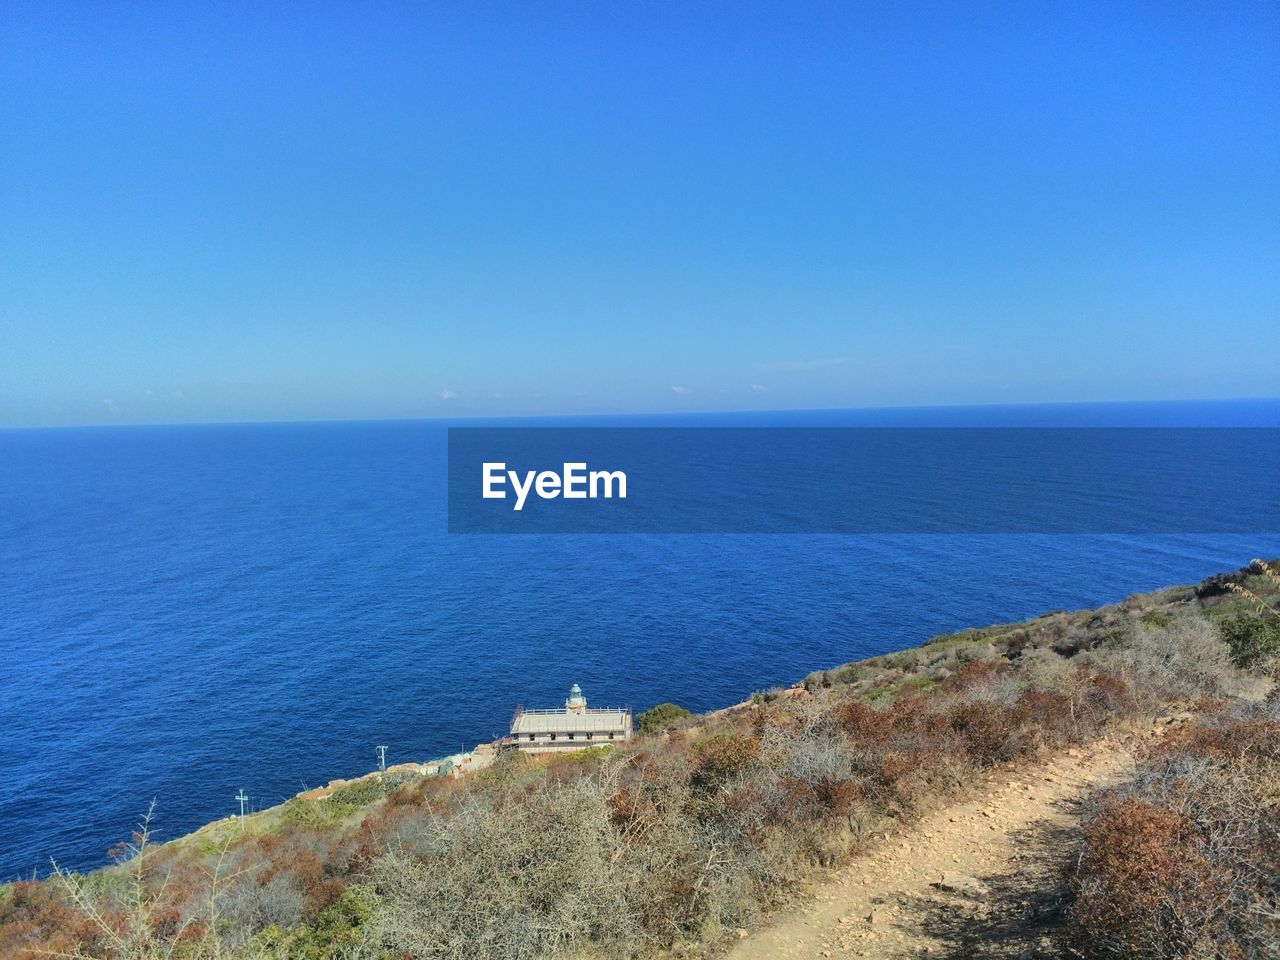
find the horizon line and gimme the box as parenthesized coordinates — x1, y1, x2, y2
(3, 394, 1279, 432)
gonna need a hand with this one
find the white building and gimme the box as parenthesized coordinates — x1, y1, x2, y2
(508, 683, 632, 753)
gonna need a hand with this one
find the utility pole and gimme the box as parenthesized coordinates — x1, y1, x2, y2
(376, 744, 388, 775)
(235, 789, 248, 827)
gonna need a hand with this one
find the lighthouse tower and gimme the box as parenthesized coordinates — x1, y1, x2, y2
(565, 683, 587, 715)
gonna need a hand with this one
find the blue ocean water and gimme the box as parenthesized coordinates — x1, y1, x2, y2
(2, 400, 1278, 878)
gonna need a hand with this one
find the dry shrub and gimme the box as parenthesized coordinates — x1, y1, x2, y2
(0, 880, 102, 958)
(1070, 714, 1280, 958)
(814, 777, 863, 820)
(692, 733, 761, 792)
(1156, 714, 1280, 765)
(26, 804, 263, 960)
(755, 709, 876, 851)
(1073, 795, 1230, 958)
(1009, 689, 1076, 751)
(1083, 671, 1136, 719)
(223, 868, 306, 934)
(941, 691, 1073, 769)
(943, 659, 1005, 693)
(1087, 617, 1245, 702)
(947, 700, 1021, 765)
(613, 748, 787, 942)
(366, 781, 635, 960)
(833, 701, 895, 742)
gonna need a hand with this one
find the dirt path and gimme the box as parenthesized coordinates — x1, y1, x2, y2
(728, 734, 1140, 960)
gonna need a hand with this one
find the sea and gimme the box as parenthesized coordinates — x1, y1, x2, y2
(2, 399, 1278, 879)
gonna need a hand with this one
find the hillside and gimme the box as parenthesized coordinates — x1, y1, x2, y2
(2, 560, 1278, 960)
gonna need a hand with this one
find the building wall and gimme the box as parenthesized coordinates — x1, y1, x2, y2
(510, 728, 631, 752)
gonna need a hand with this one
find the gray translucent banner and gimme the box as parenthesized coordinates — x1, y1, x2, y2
(447, 427, 1279, 534)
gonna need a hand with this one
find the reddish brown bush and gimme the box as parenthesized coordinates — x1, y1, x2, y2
(0, 880, 102, 959)
(834, 701, 894, 742)
(1081, 671, 1135, 721)
(607, 785, 643, 830)
(815, 777, 863, 818)
(1070, 715, 1280, 958)
(875, 751, 916, 784)
(944, 659, 1004, 691)
(1073, 795, 1229, 957)
(1155, 716, 1280, 764)
(302, 875, 347, 920)
(776, 776, 817, 811)
(947, 701, 1019, 766)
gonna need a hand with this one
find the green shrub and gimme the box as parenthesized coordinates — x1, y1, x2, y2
(280, 797, 352, 828)
(252, 884, 375, 959)
(1218, 611, 1280, 668)
(1139, 609, 1172, 629)
(893, 674, 940, 695)
(475, 747, 537, 790)
(327, 776, 387, 807)
(637, 702, 693, 735)
(828, 663, 866, 685)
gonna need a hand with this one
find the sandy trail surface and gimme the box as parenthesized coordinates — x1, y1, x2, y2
(728, 735, 1139, 959)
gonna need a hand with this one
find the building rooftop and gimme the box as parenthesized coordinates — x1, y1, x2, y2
(511, 707, 630, 735)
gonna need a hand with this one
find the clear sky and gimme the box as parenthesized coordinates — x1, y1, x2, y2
(1, 2, 1277, 426)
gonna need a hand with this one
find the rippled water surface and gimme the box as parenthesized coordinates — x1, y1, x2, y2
(3, 400, 1277, 877)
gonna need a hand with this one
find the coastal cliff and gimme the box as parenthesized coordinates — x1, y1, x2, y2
(2, 560, 1277, 960)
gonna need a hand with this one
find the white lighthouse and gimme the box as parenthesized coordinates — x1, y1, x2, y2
(507, 683, 632, 753)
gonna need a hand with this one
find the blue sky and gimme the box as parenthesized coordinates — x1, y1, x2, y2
(1, 2, 1277, 426)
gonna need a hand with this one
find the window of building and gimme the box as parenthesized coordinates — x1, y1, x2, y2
(527, 733, 534, 741)
(567, 733, 574, 740)
(550, 733, 557, 741)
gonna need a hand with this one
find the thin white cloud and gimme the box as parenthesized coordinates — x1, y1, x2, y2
(101, 398, 120, 414)
(671, 385, 692, 395)
(759, 357, 847, 372)
(751, 383, 769, 393)
(439, 387, 458, 401)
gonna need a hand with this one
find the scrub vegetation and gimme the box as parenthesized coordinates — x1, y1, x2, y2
(2, 560, 1276, 960)
(1066, 559, 1280, 960)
